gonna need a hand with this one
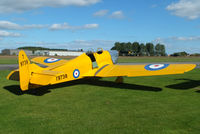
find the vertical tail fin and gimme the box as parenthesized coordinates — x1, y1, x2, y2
(18, 50, 30, 91)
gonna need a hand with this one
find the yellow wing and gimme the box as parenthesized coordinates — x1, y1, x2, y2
(31, 57, 68, 67)
(95, 64, 196, 77)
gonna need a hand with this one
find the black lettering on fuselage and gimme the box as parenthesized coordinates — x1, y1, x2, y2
(56, 74, 67, 81)
(20, 60, 29, 67)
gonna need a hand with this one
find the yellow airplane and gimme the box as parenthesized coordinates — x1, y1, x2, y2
(7, 49, 196, 91)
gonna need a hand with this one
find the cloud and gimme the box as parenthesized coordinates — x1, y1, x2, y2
(166, 0, 200, 20)
(153, 36, 200, 43)
(66, 40, 115, 49)
(0, 21, 47, 30)
(0, 21, 98, 31)
(93, 9, 109, 17)
(49, 23, 99, 30)
(0, 0, 101, 13)
(110, 11, 125, 19)
(171, 36, 200, 41)
(153, 36, 200, 54)
(0, 30, 21, 37)
(12, 40, 116, 50)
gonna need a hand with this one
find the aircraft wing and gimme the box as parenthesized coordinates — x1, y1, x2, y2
(31, 57, 68, 67)
(94, 64, 196, 77)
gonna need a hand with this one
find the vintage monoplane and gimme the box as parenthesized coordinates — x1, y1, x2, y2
(7, 49, 196, 91)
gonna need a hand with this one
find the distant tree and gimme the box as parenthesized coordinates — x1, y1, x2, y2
(155, 44, 161, 56)
(190, 53, 200, 56)
(146, 43, 154, 56)
(139, 43, 147, 56)
(131, 42, 140, 56)
(111, 42, 128, 56)
(111, 41, 167, 57)
(126, 42, 131, 50)
(111, 42, 121, 51)
(160, 44, 166, 56)
(18, 46, 68, 51)
(120, 42, 126, 52)
(171, 51, 188, 57)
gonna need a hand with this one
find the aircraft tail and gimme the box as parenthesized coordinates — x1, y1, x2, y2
(18, 50, 31, 91)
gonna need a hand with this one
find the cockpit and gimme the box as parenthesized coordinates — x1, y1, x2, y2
(86, 48, 119, 69)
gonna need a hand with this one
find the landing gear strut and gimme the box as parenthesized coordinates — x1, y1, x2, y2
(115, 76, 124, 83)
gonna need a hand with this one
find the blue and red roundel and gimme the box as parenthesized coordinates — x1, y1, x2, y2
(44, 58, 61, 63)
(73, 69, 80, 78)
(145, 64, 169, 71)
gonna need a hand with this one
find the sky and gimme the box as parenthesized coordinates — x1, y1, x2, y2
(0, 0, 200, 54)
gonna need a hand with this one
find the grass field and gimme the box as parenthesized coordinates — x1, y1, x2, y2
(1, 56, 200, 64)
(0, 57, 18, 64)
(0, 69, 200, 134)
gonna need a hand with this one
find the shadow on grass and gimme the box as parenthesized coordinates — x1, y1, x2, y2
(4, 78, 162, 96)
(196, 90, 200, 93)
(166, 79, 200, 91)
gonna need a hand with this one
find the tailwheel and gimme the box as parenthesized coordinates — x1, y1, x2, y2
(115, 76, 124, 83)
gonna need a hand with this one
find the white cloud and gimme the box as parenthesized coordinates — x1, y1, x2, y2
(154, 36, 200, 43)
(0, 0, 101, 13)
(0, 30, 21, 37)
(66, 40, 115, 49)
(110, 11, 125, 19)
(171, 36, 200, 41)
(0, 21, 47, 30)
(11, 40, 116, 50)
(166, 0, 200, 20)
(153, 36, 200, 54)
(0, 21, 21, 30)
(49, 23, 99, 30)
(93, 9, 109, 17)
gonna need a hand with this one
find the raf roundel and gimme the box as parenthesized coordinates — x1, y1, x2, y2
(73, 69, 80, 78)
(44, 58, 61, 63)
(145, 64, 169, 71)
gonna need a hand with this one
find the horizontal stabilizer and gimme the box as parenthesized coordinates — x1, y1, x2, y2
(31, 57, 68, 67)
(7, 69, 19, 81)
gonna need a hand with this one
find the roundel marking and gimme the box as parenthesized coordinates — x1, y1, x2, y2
(73, 69, 80, 78)
(44, 58, 61, 63)
(145, 64, 169, 71)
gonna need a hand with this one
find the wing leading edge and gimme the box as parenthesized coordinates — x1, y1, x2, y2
(94, 64, 196, 77)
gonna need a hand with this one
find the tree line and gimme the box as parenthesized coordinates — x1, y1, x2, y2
(111, 42, 166, 56)
(18, 46, 68, 51)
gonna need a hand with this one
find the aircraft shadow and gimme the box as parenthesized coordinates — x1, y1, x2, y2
(4, 78, 162, 96)
(166, 79, 200, 92)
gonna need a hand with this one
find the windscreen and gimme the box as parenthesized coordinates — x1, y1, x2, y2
(109, 50, 119, 64)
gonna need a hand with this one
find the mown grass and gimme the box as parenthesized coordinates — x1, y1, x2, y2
(0, 69, 200, 134)
(1, 56, 200, 64)
(0, 58, 18, 64)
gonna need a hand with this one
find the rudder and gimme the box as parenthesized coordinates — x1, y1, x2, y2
(18, 50, 30, 91)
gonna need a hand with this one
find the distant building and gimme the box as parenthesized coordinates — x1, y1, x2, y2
(49, 51, 84, 56)
(1, 49, 33, 55)
(1, 49, 84, 56)
(34, 50, 49, 56)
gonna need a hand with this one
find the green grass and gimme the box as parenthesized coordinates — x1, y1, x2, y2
(0, 58, 18, 64)
(0, 70, 200, 134)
